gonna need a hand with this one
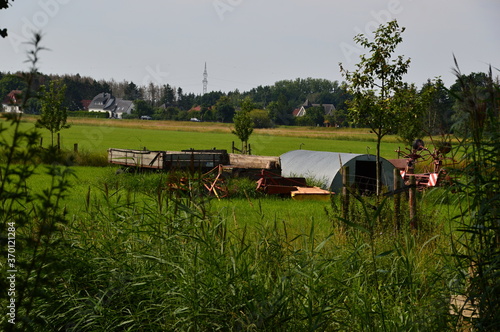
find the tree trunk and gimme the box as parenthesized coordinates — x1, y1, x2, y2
(376, 136, 382, 196)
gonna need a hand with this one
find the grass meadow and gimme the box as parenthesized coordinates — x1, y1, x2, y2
(2, 115, 496, 331)
(13, 116, 407, 159)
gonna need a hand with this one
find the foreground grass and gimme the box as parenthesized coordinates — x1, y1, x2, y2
(3, 162, 472, 331)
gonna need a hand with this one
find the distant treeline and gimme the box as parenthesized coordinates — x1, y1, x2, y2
(1, 70, 496, 135)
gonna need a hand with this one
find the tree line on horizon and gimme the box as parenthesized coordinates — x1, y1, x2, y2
(0, 69, 496, 137)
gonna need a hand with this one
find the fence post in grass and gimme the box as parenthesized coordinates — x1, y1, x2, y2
(74, 143, 78, 153)
(57, 133, 60, 150)
(393, 167, 401, 232)
(409, 175, 417, 230)
(342, 166, 350, 222)
(39, 137, 43, 147)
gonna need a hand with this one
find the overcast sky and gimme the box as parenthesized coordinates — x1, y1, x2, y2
(1, 0, 499, 94)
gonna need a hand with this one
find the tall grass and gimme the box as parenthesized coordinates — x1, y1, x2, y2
(26, 182, 452, 331)
(0, 35, 77, 331)
(1, 146, 464, 331)
(444, 62, 500, 330)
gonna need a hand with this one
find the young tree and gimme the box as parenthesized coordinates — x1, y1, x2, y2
(232, 109, 253, 154)
(340, 19, 411, 195)
(36, 80, 70, 147)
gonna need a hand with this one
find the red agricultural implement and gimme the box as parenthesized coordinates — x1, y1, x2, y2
(256, 170, 307, 195)
(390, 138, 456, 189)
(256, 170, 333, 200)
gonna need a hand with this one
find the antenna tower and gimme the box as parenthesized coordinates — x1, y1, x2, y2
(202, 62, 208, 94)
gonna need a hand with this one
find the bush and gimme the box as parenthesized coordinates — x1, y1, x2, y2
(68, 110, 108, 118)
(249, 109, 273, 128)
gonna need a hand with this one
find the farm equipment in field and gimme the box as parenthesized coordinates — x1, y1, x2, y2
(390, 138, 456, 189)
(256, 169, 334, 200)
(108, 148, 230, 172)
(164, 164, 228, 199)
(109, 147, 282, 198)
(256, 169, 307, 195)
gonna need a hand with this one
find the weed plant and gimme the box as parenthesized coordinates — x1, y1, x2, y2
(443, 62, 500, 330)
(0, 35, 76, 331)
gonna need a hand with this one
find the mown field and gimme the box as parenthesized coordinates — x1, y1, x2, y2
(3, 115, 496, 331)
(15, 115, 409, 158)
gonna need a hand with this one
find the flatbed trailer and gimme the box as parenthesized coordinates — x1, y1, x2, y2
(108, 148, 230, 171)
(108, 148, 281, 175)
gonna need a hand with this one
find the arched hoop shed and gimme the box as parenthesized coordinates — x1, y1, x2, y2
(280, 150, 397, 194)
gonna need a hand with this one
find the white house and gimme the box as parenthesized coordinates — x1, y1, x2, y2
(88, 92, 134, 119)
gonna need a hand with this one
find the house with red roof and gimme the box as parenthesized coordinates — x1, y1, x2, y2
(1, 90, 23, 113)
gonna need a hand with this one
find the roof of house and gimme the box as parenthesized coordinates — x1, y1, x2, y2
(88, 92, 116, 110)
(114, 99, 134, 113)
(294, 100, 336, 117)
(3, 90, 23, 105)
(81, 99, 92, 110)
(302, 99, 313, 107)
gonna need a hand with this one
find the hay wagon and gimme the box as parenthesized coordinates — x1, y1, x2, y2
(107, 148, 230, 172)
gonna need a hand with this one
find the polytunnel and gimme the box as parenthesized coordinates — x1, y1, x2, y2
(280, 150, 397, 194)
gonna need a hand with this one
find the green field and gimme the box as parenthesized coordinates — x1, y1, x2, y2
(10, 116, 407, 159)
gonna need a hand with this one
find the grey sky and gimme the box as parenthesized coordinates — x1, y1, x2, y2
(1, 0, 499, 94)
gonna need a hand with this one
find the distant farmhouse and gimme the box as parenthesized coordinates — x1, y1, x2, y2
(1, 90, 23, 113)
(293, 99, 336, 118)
(88, 93, 134, 119)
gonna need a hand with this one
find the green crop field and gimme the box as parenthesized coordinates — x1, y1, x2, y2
(10, 116, 409, 159)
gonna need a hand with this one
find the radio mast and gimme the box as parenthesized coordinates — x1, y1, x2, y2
(202, 62, 208, 95)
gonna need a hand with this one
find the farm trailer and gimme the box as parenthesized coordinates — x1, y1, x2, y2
(107, 148, 281, 175)
(108, 148, 230, 172)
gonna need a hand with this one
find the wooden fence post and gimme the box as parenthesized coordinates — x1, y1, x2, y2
(342, 166, 350, 222)
(74, 143, 78, 153)
(393, 168, 401, 232)
(57, 133, 61, 151)
(409, 175, 417, 230)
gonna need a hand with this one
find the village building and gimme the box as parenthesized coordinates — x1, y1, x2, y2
(1, 90, 23, 113)
(88, 92, 134, 119)
(292, 99, 336, 117)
